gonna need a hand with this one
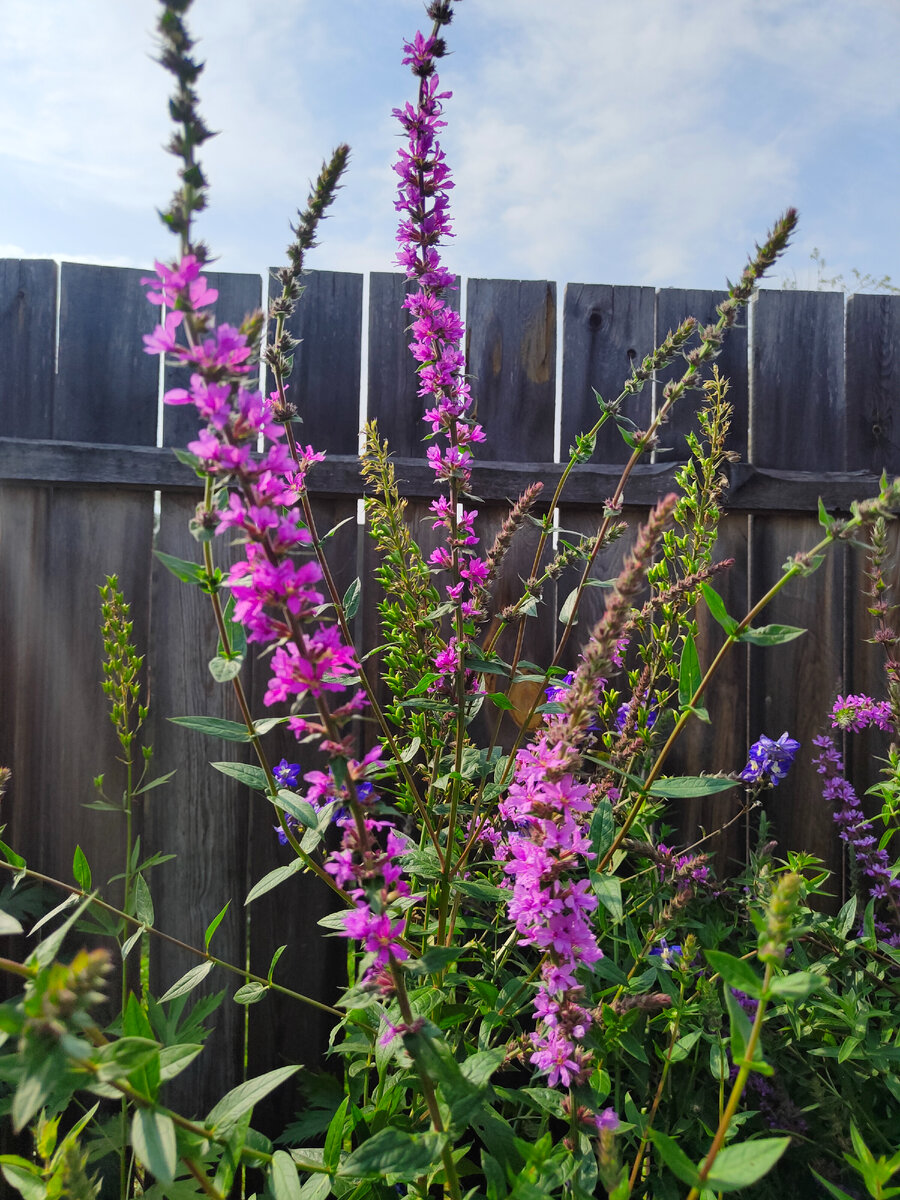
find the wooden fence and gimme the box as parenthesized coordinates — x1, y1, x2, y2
(1, 259, 899, 1127)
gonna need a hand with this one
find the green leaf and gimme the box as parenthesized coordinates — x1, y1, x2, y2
(589, 800, 615, 859)
(72, 845, 91, 891)
(678, 634, 701, 707)
(133, 770, 177, 796)
(0, 1158, 45, 1200)
(233, 982, 267, 1005)
(132, 1109, 177, 1186)
(95, 1037, 160, 1080)
(134, 874, 154, 926)
(647, 1130, 700, 1187)
(209, 655, 244, 682)
(737, 624, 806, 646)
(342, 578, 361, 621)
(453, 879, 506, 903)
(169, 715, 252, 742)
(204, 901, 230, 951)
(559, 587, 580, 626)
(705, 1137, 791, 1191)
(154, 549, 205, 586)
(767, 970, 823, 1000)
(270, 1149, 303, 1200)
(324, 1097, 349, 1173)
(159, 961, 214, 1003)
(0, 911, 23, 936)
(648, 776, 738, 798)
(487, 692, 517, 711)
(818, 496, 834, 531)
(405, 946, 464, 976)
(835, 895, 858, 938)
(159, 1043, 203, 1082)
(700, 582, 739, 635)
(810, 1169, 857, 1199)
(274, 791, 319, 829)
(246, 859, 303, 905)
(591, 873, 623, 922)
(339, 1128, 446, 1180)
(206, 1065, 300, 1136)
(705, 950, 763, 998)
(0, 840, 26, 869)
(268, 945, 288, 983)
(210, 760, 268, 790)
(723, 983, 753, 1063)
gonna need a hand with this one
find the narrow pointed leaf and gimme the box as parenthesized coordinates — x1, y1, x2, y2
(132, 1110, 177, 1186)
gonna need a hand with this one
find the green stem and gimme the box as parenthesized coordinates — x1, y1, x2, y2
(0, 860, 345, 1019)
(686, 964, 773, 1199)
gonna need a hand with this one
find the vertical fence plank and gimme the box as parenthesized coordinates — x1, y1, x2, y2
(54, 264, 159, 445)
(465, 279, 556, 464)
(748, 289, 846, 885)
(844, 293, 900, 832)
(466, 279, 558, 742)
(845, 293, 900, 474)
(561, 284, 655, 464)
(270, 269, 364, 454)
(750, 289, 845, 469)
(656, 288, 749, 463)
(0, 485, 154, 990)
(0, 260, 58, 438)
(366, 273, 459, 456)
(162, 270, 264, 448)
(143, 496, 247, 1118)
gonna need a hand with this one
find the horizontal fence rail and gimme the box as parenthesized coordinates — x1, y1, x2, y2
(1, 258, 899, 1124)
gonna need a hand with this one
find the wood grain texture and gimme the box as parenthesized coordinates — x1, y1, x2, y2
(271, 269, 363, 455)
(465, 279, 556, 464)
(561, 284, 655, 464)
(0, 485, 153, 1007)
(747, 514, 845, 885)
(0, 260, 57, 438)
(143, 493, 248, 1117)
(845, 293, 900, 474)
(656, 288, 749, 464)
(162, 270, 263, 449)
(750, 289, 845, 470)
(667, 514, 750, 873)
(54, 263, 160, 446)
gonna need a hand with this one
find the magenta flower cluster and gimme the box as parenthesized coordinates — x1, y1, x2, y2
(393, 16, 488, 628)
(324, 755, 417, 978)
(830, 693, 894, 734)
(497, 702, 603, 1089)
(142, 257, 364, 749)
(813, 734, 900, 947)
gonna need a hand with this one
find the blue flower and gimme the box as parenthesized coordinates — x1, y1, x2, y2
(650, 938, 682, 967)
(615, 699, 658, 733)
(273, 758, 301, 788)
(739, 732, 800, 787)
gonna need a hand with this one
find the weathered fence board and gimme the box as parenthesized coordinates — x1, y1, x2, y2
(561, 283, 655, 463)
(2, 260, 900, 1127)
(0, 259, 57, 439)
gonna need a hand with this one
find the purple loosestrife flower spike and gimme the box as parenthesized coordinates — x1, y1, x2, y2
(393, 3, 488, 627)
(813, 733, 900, 945)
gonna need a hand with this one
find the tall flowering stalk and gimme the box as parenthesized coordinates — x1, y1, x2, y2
(393, 1, 487, 639)
(145, 2, 379, 905)
(499, 496, 677, 1094)
(814, 733, 900, 945)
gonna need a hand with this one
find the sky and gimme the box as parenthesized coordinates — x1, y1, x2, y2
(2, 0, 899, 294)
